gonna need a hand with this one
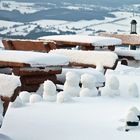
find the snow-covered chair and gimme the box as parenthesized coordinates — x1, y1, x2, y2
(0, 74, 21, 116)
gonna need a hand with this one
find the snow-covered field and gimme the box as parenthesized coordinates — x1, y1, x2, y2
(1, 97, 140, 140)
(1, 11, 140, 37)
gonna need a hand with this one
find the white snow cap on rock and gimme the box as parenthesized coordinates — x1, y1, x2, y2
(64, 71, 80, 97)
(43, 80, 57, 102)
(19, 91, 31, 103)
(125, 111, 139, 122)
(10, 96, 24, 108)
(30, 94, 42, 103)
(128, 83, 139, 98)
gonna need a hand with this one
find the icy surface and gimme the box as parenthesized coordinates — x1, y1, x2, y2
(39, 35, 122, 46)
(50, 49, 118, 68)
(0, 50, 69, 67)
(1, 97, 140, 140)
(0, 74, 20, 97)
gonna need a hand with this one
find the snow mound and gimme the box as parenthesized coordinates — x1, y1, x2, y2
(80, 88, 98, 97)
(128, 83, 139, 98)
(43, 80, 57, 102)
(64, 71, 80, 97)
(19, 91, 31, 103)
(128, 106, 140, 116)
(57, 91, 72, 103)
(125, 111, 139, 122)
(81, 73, 96, 89)
(0, 74, 21, 98)
(10, 96, 24, 108)
(36, 84, 43, 96)
(30, 94, 42, 103)
(101, 76, 120, 97)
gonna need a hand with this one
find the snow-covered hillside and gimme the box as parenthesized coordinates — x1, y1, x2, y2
(0, 0, 140, 39)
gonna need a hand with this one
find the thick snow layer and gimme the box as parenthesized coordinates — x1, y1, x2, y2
(10, 96, 24, 108)
(43, 80, 57, 102)
(128, 83, 139, 98)
(0, 50, 69, 67)
(79, 88, 98, 97)
(2, 97, 140, 140)
(19, 91, 31, 103)
(50, 49, 118, 68)
(128, 107, 140, 116)
(39, 35, 122, 46)
(125, 111, 139, 122)
(57, 91, 72, 103)
(0, 74, 21, 97)
(29, 94, 42, 103)
(57, 67, 105, 87)
(115, 49, 140, 60)
(105, 64, 140, 97)
(81, 73, 96, 89)
(64, 72, 80, 97)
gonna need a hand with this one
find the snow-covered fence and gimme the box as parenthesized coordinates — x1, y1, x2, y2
(50, 49, 118, 70)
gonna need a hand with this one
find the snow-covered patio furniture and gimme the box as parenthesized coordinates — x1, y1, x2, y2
(0, 50, 69, 92)
(0, 74, 21, 116)
(57, 67, 105, 87)
(99, 33, 140, 46)
(39, 35, 122, 51)
(2, 39, 57, 52)
(50, 49, 119, 70)
(115, 49, 140, 67)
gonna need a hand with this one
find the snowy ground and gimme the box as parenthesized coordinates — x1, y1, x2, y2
(1, 97, 140, 140)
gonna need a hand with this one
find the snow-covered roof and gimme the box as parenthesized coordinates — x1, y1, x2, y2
(0, 50, 69, 67)
(50, 49, 118, 68)
(0, 74, 21, 98)
(115, 49, 140, 60)
(39, 35, 122, 46)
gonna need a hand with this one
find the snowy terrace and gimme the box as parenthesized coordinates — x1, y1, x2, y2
(1, 35, 140, 140)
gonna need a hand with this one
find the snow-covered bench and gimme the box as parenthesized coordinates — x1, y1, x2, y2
(2, 39, 56, 52)
(0, 50, 69, 92)
(0, 74, 21, 116)
(50, 49, 119, 70)
(39, 35, 122, 51)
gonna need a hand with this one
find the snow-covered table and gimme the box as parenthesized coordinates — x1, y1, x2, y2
(0, 50, 69, 92)
(1, 97, 140, 140)
(39, 35, 122, 51)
